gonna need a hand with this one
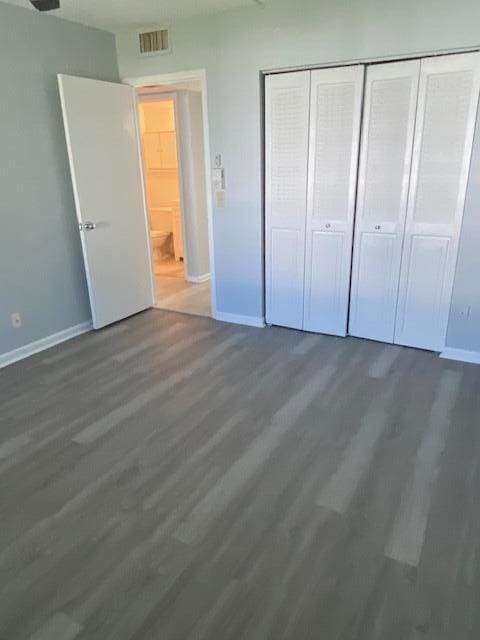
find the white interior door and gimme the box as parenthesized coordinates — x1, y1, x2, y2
(349, 60, 420, 343)
(303, 65, 364, 335)
(58, 75, 153, 329)
(394, 52, 480, 351)
(265, 71, 310, 329)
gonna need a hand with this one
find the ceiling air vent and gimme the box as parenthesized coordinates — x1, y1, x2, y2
(138, 29, 170, 56)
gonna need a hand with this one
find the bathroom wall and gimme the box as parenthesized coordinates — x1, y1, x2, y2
(0, 0, 119, 358)
(146, 175, 180, 212)
(117, 0, 480, 348)
(140, 90, 210, 280)
(139, 99, 180, 233)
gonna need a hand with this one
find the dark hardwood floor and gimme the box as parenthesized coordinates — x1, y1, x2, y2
(1, 309, 479, 639)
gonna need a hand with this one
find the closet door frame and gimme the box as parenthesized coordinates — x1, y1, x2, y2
(303, 65, 364, 336)
(394, 52, 480, 351)
(349, 59, 420, 343)
(263, 47, 480, 343)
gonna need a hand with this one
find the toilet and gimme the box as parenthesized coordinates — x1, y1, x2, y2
(150, 230, 173, 261)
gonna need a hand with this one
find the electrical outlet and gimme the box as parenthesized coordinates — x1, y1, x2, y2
(11, 312, 22, 328)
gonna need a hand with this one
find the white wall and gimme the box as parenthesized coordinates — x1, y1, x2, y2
(447, 100, 480, 351)
(117, 0, 480, 347)
(176, 90, 210, 280)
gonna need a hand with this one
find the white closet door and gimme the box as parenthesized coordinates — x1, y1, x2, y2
(349, 60, 420, 343)
(303, 66, 364, 335)
(265, 71, 310, 329)
(395, 52, 480, 351)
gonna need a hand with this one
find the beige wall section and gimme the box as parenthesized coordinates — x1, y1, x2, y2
(139, 99, 180, 235)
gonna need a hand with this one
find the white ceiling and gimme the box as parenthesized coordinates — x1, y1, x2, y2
(5, 0, 262, 32)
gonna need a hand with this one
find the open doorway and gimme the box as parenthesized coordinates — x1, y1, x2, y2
(136, 80, 212, 318)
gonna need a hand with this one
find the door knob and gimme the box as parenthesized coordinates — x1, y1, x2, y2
(83, 222, 97, 231)
(375, 224, 381, 230)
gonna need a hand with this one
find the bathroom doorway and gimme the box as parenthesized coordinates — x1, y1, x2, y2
(137, 82, 212, 318)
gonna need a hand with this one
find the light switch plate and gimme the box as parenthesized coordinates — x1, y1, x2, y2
(212, 168, 225, 191)
(11, 312, 22, 328)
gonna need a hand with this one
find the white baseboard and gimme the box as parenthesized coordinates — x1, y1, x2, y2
(214, 311, 265, 328)
(0, 321, 92, 370)
(186, 273, 210, 284)
(440, 347, 480, 365)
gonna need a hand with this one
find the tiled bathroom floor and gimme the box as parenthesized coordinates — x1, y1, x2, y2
(153, 258, 184, 278)
(154, 258, 212, 318)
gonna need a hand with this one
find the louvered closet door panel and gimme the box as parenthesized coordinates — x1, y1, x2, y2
(265, 71, 310, 329)
(303, 65, 364, 335)
(349, 60, 420, 343)
(395, 52, 480, 351)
